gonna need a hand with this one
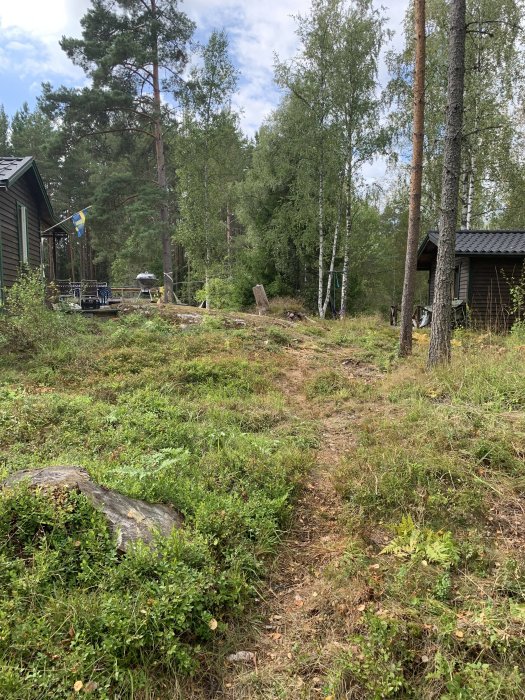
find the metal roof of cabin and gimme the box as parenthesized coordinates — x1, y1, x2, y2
(426, 229, 525, 255)
(0, 156, 34, 188)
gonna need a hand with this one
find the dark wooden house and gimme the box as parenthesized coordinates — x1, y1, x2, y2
(417, 230, 525, 330)
(0, 157, 65, 298)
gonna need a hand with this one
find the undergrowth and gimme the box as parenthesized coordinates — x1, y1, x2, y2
(0, 309, 312, 698)
(330, 329, 525, 699)
(3, 306, 525, 698)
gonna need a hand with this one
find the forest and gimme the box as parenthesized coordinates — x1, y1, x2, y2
(1, 0, 523, 318)
(2, 0, 525, 698)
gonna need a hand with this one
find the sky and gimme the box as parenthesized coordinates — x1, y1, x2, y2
(0, 0, 409, 181)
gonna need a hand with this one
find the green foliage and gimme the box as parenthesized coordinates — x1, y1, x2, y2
(328, 614, 408, 698)
(330, 323, 525, 699)
(389, 0, 525, 231)
(0, 484, 230, 696)
(0, 311, 312, 696)
(195, 278, 242, 310)
(0, 270, 86, 353)
(431, 655, 523, 699)
(306, 369, 349, 398)
(381, 515, 460, 568)
(324, 315, 399, 369)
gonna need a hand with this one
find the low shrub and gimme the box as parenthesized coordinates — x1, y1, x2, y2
(0, 269, 86, 354)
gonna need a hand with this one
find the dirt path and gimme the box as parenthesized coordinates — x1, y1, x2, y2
(214, 345, 373, 699)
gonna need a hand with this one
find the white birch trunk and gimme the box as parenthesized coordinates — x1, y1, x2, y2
(340, 160, 351, 318)
(320, 189, 344, 318)
(317, 170, 325, 317)
(466, 151, 474, 229)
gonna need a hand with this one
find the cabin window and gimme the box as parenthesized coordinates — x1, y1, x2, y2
(17, 204, 29, 265)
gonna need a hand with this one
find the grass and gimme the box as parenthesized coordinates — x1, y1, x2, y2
(2, 295, 525, 698)
(328, 327, 525, 699)
(0, 307, 313, 699)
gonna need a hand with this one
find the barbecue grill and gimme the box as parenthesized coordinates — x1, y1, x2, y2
(136, 272, 158, 301)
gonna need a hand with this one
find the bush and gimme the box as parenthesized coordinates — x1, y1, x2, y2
(196, 278, 241, 310)
(0, 269, 84, 353)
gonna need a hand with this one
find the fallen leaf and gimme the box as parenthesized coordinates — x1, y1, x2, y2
(73, 681, 83, 693)
(271, 632, 282, 641)
(209, 618, 218, 631)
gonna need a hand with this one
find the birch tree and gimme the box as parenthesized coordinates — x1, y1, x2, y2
(178, 31, 239, 308)
(276, 0, 388, 318)
(331, 0, 389, 317)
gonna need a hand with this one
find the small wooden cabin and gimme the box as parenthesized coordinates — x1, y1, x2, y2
(417, 230, 525, 330)
(0, 157, 65, 298)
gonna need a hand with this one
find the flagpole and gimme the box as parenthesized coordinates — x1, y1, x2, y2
(41, 205, 93, 235)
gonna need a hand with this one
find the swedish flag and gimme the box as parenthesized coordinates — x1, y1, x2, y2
(71, 209, 88, 237)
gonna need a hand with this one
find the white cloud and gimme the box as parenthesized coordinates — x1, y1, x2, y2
(186, 0, 410, 173)
(0, 1, 88, 84)
(0, 0, 90, 38)
(185, 0, 310, 133)
(0, 0, 410, 174)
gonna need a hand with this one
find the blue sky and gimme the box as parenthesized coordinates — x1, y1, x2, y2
(0, 0, 409, 179)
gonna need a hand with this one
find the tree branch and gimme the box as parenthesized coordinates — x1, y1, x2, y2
(74, 127, 156, 143)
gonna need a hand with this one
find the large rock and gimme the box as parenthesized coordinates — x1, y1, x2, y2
(2, 467, 183, 552)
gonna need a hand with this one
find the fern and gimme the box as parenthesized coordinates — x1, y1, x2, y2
(381, 515, 459, 568)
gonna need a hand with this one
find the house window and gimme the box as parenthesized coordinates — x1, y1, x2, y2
(17, 203, 29, 265)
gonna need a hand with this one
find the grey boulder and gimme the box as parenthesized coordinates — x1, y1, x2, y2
(2, 466, 183, 552)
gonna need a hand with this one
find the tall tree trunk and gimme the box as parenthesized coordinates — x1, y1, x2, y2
(226, 204, 232, 276)
(466, 150, 474, 228)
(340, 160, 352, 318)
(317, 170, 324, 317)
(320, 172, 345, 318)
(151, 0, 174, 304)
(399, 0, 426, 356)
(428, 0, 466, 367)
(68, 233, 74, 282)
(460, 166, 469, 229)
(203, 156, 211, 309)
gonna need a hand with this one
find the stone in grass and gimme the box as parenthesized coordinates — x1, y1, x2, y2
(1, 466, 183, 553)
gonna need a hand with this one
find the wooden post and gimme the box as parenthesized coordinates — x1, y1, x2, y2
(253, 284, 270, 315)
(51, 232, 57, 281)
(69, 233, 76, 283)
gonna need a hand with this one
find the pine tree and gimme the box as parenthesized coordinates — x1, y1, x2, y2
(399, 0, 426, 357)
(428, 0, 467, 367)
(0, 105, 10, 155)
(44, 0, 195, 302)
